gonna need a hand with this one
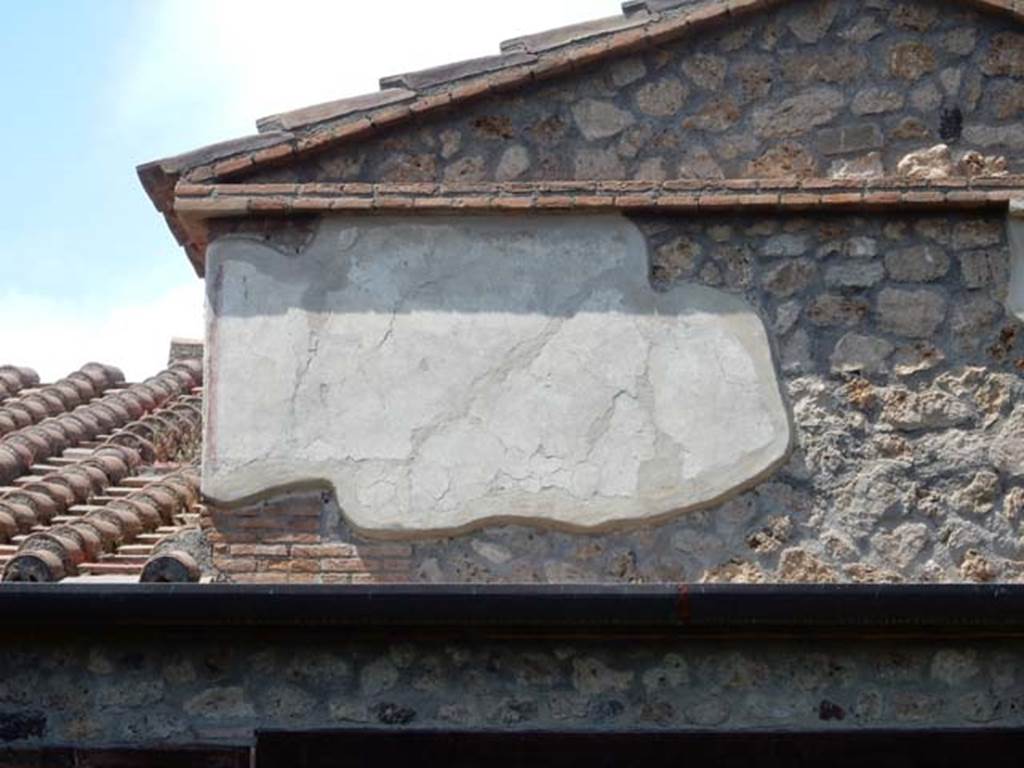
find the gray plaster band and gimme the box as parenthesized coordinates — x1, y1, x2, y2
(203, 214, 791, 537)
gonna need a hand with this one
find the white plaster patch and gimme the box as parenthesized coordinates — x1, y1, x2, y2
(1008, 200, 1024, 322)
(204, 214, 791, 536)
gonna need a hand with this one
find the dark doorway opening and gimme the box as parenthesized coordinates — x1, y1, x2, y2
(256, 728, 1024, 768)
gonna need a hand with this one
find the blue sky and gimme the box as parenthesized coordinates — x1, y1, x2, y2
(0, 0, 612, 380)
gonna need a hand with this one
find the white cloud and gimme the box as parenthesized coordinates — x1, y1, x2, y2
(0, 283, 204, 383)
(117, 0, 617, 147)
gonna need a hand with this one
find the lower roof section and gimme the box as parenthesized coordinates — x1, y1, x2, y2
(3, 583, 1024, 638)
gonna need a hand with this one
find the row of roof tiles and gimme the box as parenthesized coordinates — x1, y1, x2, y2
(0, 360, 205, 583)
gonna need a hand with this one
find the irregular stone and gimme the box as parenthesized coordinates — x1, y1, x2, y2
(952, 295, 1004, 354)
(893, 692, 945, 722)
(825, 261, 885, 289)
(931, 650, 980, 686)
(830, 334, 894, 375)
(609, 57, 646, 88)
(889, 4, 937, 31)
(808, 295, 869, 327)
(777, 548, 837, 583)
(763, 234, 808, 258)
(702, 559, 767, 584)
(259, 685, 316, 720)
(828, 152, 884, 180)
(961, 550, 999, 582)
(781, 48, 867, 85)
(953, 471, 1001, 515)
(752, 88, 844, 139)
(787, 0, 840, 44)
(718, 26, 754, 53)
(877, 288, 947, 338)
(880, 388, 974, 432)
(892, 343, 946, 377)
(885, 245, 951, 282)
(634, 157, 667, 181)
(890, 42, 937, 80)
(747, 143, 818, 178)
(870, 523, 928, 569)
(959, 250, 1009, 290)
(953, 220, 1004, 250)
(910, 81, 942, 112)
(991, 81, 1024, 120)
(635, 77, 687, 117)
(571, 99, 635, 141)
(940, 67, 962, 98)
(470, 539, 513, 565)
(360, 658, 399, 696)
(982, 33, 1024, 77)
(443, 155, 486, 183)
(681, 53, 727, 90)
(957, 151, 1008, 179)
(379, 153, 437, 183)
(439, 129, 462, 160)
(852, 87, 905, 116)
(676, 145, 723, 179)
(818, 124, 883, 156)
(732, 55, 774, 102)
(762, 260, 817, 298)
(893, 118, 931, 141)
(574, 147, 625, 179)
(990, 407, 1024, 478)
(572, 657, 633, 695)
(944, 27, 978, 56)
(184, 687, 254, 719)
(682, 97, 741, 132)
(897, 144, 954, 180)
(654, 238, 703, 282)
(206, 215, 791, 535)
(962, 124, 1024, 150)
(495, 145, 530, 181)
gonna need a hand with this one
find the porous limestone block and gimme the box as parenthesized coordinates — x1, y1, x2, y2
(204, 214, 790, 537)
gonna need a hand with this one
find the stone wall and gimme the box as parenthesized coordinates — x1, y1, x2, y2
(1, 632, 1021, 747)
(242, 0, 1024, 185)
(205, 208, 1022, 585)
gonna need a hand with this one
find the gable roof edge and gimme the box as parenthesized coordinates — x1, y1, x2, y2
(138, 0, 1024, 275)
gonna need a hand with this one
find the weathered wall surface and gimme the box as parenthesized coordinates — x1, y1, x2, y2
(205, 214, 790, 537)
(205, 208, 1022, 585)
(1, 633, 1022, 747)
(242, 0, 1024, 185)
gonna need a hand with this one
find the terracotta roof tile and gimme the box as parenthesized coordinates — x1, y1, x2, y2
(0, 359, 204, 584)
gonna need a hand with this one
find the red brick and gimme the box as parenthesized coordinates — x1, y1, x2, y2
(779, 193, 821, 207)
(213, 556, 256, 574)
(534, 195, 575, 209)
(291, 544, 358, 558)
(211, 154, 255, 178)
(492, 197, 535, 210)
(821, 192, 864, 206)
(614, 194, 657, 208)
(655, 194, 700, 208)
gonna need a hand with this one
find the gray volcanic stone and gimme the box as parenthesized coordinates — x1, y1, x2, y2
(877, 288, 948, 338)
(752, 88, 845, 138)
(852, 87, 905, 115)
(571, 99, 635, 140)
(990, 407, 1024, 478)
(885, 246, 952, 283)
(830, 333, 894, 375)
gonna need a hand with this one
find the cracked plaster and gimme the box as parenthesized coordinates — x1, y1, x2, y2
(204, 214, 790, 537)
